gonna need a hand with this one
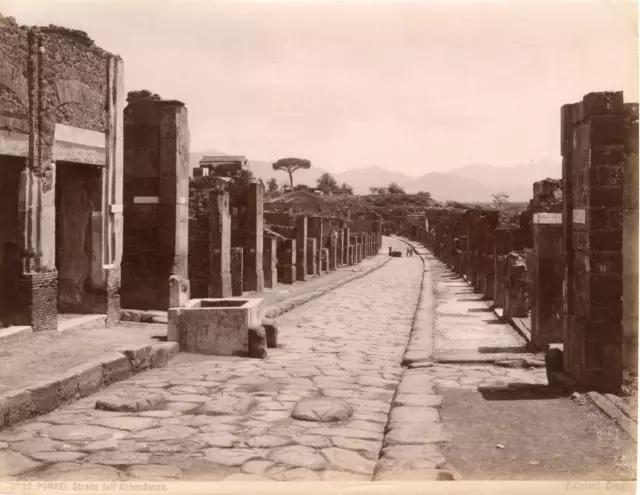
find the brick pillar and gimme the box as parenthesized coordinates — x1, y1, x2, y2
(263, 236, 278, 289)
(307, 238, 317, 276)
(208, 191, 232, 298)
(504, 253, 528, 319)
(531, 211, 564, 347)
(343, 226, 351, 265)
(493, 229, 511, 308)
(373, 221, 381, 252)
(561, 103, 576, 374)
(244, 182, 264, 292)
(231, 247, 243, 296)
(328, 232, 338, 271)
(348, 245, 354, 265)
(308, 217, 323, 275)
(321, 248, 329, 272)
(337, 228, 344, 267)
(568, 92, 627, 391)
(484, 227, 495, 299)
(122, 94, 188, 312)
(278, 238, 296, 284)
(482, 212, 499, 298)
(623, 104, 639, 374)
(296, 216, 307, 281)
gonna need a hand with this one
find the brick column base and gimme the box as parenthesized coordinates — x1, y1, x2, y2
(18, 271, 58, 332)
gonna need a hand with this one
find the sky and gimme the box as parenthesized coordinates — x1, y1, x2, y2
(1, 0, 637, 176)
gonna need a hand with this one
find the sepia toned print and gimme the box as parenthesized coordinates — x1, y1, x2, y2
(0, 0, 636, 487)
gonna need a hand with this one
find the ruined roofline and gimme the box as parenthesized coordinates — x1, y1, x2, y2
(126, 90, 185, 106)
(200, 156, 247, 164)
(0, 14, 120, 60)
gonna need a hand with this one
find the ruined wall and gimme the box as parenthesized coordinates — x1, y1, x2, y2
(188, 183, 215, 298)
(0, 17, 111, 192)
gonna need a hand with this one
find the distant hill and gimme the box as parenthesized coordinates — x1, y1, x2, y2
(189, 150, 560, 203)
(332, 166, 413, 195)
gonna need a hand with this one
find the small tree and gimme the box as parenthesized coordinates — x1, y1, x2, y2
(339, 182, 354, 196)
(387, 182, 405, 194)
(369, 186, 387, 194)
(266, 177, 279, 193)
(491, 192, 510, 209)
(272, 157, 311, 188)
(316, 172, 339, 194)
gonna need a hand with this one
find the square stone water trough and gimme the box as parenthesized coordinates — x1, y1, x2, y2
(168, 298, 264, 356)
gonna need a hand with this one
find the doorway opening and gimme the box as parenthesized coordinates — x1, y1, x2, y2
(55, 161, 104, 316)
(0, 156, 25, 328)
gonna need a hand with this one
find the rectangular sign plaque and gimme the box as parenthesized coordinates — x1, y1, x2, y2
(533, 213, 562, 225)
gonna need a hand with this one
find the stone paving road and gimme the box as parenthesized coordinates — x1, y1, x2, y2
(0, 242, 388, 395)
(0, 237, 426, 482)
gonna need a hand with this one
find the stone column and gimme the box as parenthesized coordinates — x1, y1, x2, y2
(278, 238, 296, 284)
(308, 217, 323, 275)
(231, 247, 243, 296)
(567, 92, 627, 391)
(296, 215, 307, 281)
(263, 236, 278, 289)
(243, 181, 264, 292)
(307, 238, 317, 276)
(321, 248, 329, 272)
(623, 104, 639, 374)
(208, 191, 232, 298)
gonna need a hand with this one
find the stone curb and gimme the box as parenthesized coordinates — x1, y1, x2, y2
(586, 391, 638, 442)
(0, 341, 179, 432)
(120, 257, 390, 324)
(264, 255, 391, 319)
(390, 236, 433, 367)
(371, 238, 459, 481)
(0, 326, 33, 345)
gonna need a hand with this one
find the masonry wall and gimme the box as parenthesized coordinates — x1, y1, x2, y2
(0, 16, 124, 330)
(188, 185, 213, 299)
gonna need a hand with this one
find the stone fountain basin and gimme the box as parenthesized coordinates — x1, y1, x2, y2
(168, 298, 264, 356)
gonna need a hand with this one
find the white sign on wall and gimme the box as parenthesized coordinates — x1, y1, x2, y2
(134, 196, 160, 204)
(573, 209, 586, 224)
(533, 213, 562, 225)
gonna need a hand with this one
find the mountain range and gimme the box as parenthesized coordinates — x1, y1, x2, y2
(189, 150, 560, 203)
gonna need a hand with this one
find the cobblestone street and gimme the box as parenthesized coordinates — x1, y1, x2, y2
(0, 238, 635, 483)
(0, 238, 427, 482)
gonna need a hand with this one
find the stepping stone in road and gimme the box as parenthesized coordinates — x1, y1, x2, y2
(292, 398, 354, 422)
